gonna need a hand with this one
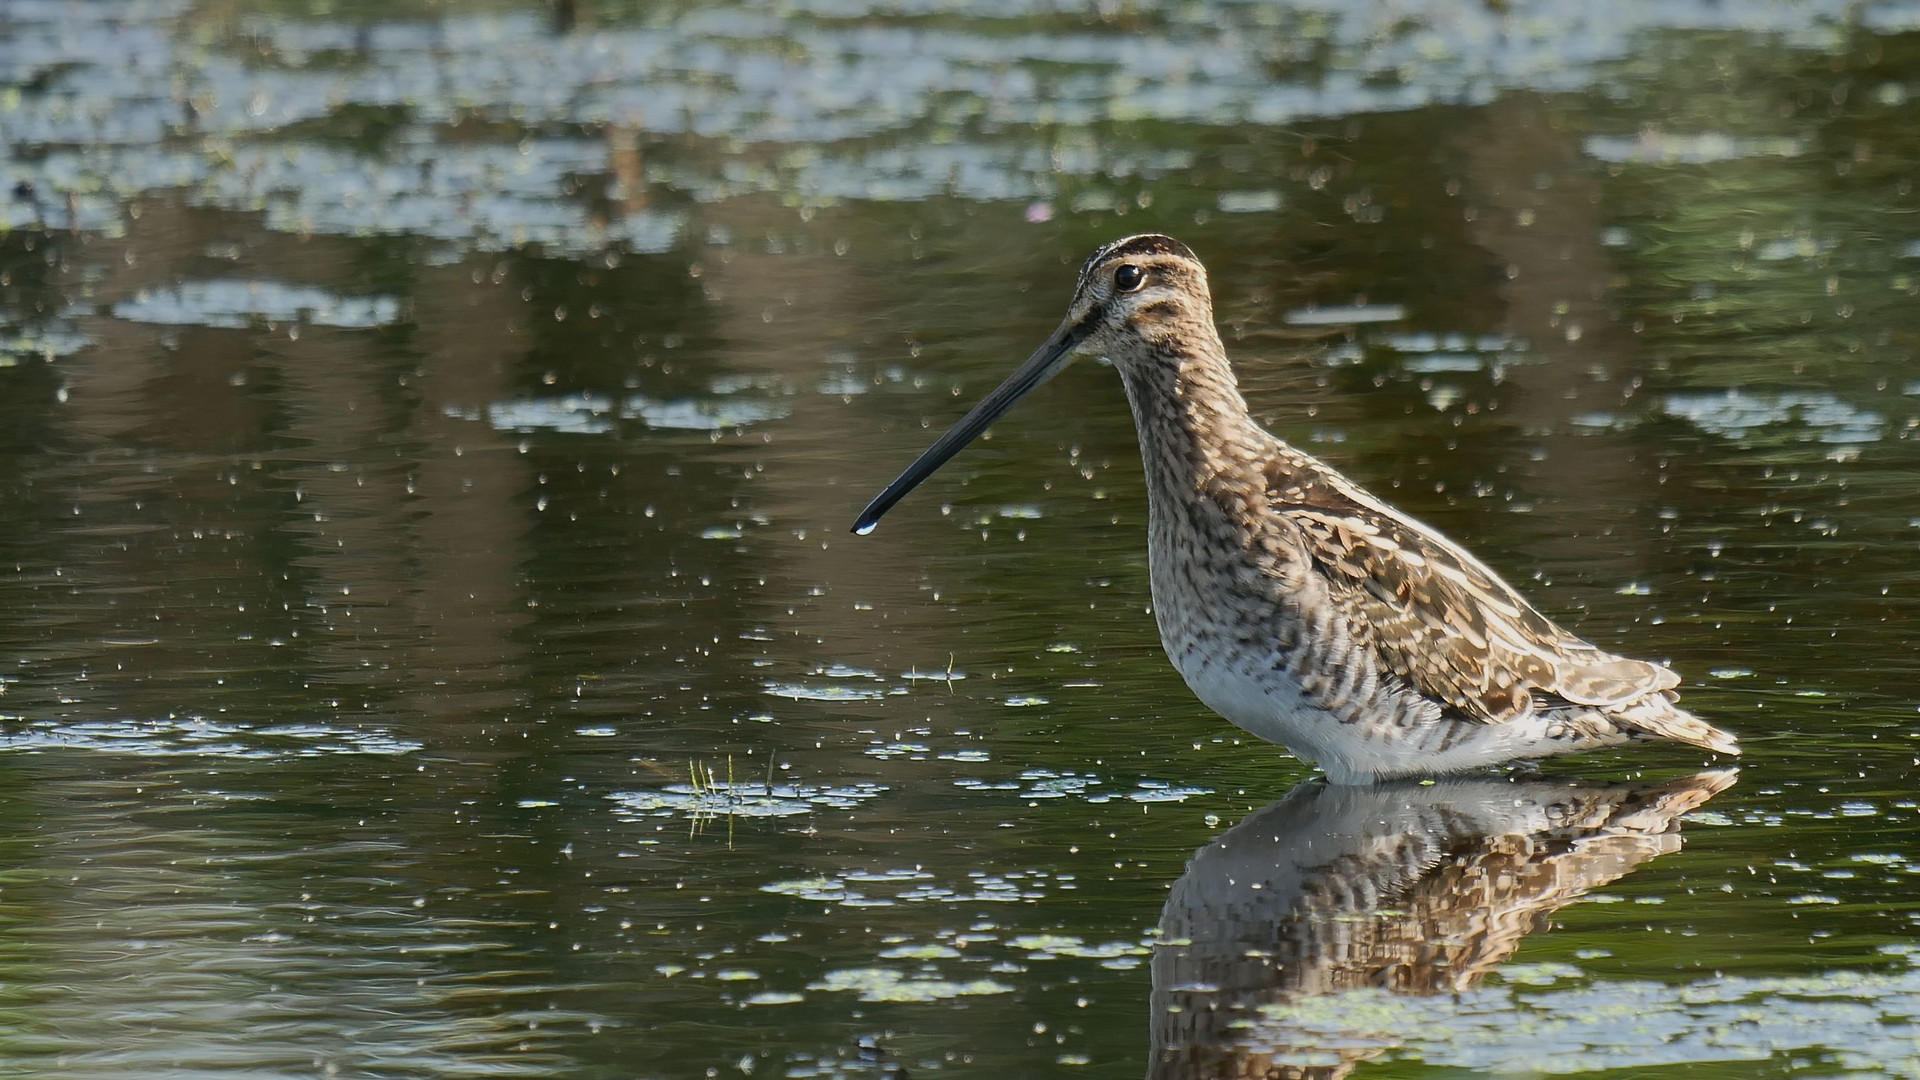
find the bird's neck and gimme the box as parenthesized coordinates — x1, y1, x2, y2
(1116, 336, 1271, 506)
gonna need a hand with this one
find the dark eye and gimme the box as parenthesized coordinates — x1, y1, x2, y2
(1112, 264, 1146, 292)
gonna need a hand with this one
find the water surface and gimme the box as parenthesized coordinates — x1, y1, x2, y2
(3, 0, 1919, 1075)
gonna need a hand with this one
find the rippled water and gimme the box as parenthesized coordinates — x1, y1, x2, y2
(3, 0, 1919, 1075)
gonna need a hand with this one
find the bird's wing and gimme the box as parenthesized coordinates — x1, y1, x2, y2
(1267, 458, 1677, 724)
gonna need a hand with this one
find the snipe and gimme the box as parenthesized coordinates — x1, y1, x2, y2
(852, 235, 1738, 783)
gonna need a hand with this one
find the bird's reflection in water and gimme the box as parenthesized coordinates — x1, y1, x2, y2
(1149, 770, 1736, 1079)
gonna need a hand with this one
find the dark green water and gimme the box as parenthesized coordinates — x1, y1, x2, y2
(2, 1, 1919, 1075)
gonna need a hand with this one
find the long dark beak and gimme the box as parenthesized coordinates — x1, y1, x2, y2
(852, 316, 1089, 534)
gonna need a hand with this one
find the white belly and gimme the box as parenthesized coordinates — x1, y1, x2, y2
(1142, 514, 1578, 783)
(1177, 656, 1335, 758)
(1170, 647, 1546, 785)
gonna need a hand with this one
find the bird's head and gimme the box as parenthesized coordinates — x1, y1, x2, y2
(852, 234, 1214, 534)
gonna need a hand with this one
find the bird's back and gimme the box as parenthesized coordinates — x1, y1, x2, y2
(1142, 431, 1739, 777)
(1263, 442, 1676, 722)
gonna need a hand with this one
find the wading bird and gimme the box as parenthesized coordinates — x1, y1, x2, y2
(853, 235, 1737, 783)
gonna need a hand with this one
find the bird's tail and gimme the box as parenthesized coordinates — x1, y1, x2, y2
(1617, 692, 1740, 756)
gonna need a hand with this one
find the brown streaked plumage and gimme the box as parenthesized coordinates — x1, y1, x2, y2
(852, 234, 1739, 783)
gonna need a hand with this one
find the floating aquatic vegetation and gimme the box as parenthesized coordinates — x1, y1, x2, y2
(1373, 331, 1540, 380)
(1377, 332, 1521, 354)
(1216, 190, 1283, 213)
(111, 280, 401, 329)
(763, 681, 894, 702)
(0, 717, 422, 759)
(468, 398, 613, 435)
(761, 876, 861, 902)
(762, 867, 935, 906)
(1583, 132, 1807, 164)
(1005, 933, 1150, 965)
(810, 664, 874, 679)
(877, 943, 962, 960)
(1129, 779, 1210, 803)
(609, 780, 887, 821)
(805, 967, 1013, 1003)
(1569, 411, 1635, 432)
(1400, 354, 1487, 374)
(0, 323, 91, 364)
(1753, 236, 1839, 262)
(226, 141, 687, 256)
(3, 0, 1878, 263)
(952, 770, 1211, 804)
(1662, 390, 1884, 445)
(627, 395, 789, 431)
(1285, 303, 1407, 326)
(1254, 953, 1920, 1075)
(441, 393, 788, 435)
(862, 741, 930, 759)
(763, 867, 1061, 907)
(899, 666, 965, 682)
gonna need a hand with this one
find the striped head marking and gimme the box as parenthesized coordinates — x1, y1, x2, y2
(852, 235, 1213, 533)
(1063, 234, 1214, 357)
